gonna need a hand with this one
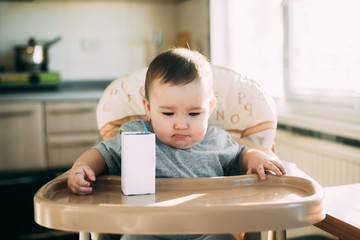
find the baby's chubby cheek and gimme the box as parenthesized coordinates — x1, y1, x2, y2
(152, 127, 169, 141)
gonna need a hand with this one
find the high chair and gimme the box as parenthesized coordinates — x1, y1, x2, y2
(33, 66, 325, 240)
(95, 65, 277, 240)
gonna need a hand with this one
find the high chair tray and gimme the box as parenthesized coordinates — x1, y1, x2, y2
(34, 173, 324, 234)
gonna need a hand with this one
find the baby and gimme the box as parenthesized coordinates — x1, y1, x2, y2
(68, 48, 286, 240)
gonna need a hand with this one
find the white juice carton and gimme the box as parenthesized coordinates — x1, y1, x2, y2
(121, 131, 156, 195)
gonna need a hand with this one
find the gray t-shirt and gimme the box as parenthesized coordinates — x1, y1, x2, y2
(94, 120, 245, 177)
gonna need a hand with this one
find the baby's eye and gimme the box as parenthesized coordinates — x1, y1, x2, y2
(162, 112, 174, 116)
(189, 112, 200, 116)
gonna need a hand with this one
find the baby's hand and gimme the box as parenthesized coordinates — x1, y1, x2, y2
(242, 149, 286, 180)
(67, 165, 96, 195)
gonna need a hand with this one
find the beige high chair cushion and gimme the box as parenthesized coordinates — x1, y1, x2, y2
(96, 65, 277, 149)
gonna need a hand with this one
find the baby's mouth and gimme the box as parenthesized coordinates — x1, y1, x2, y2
(173, 134, 187, 139)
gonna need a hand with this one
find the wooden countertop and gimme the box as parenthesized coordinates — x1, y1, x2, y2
(314, 183, 360, 240)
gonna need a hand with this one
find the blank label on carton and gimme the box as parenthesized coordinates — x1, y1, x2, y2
(121, 132, 156, 195)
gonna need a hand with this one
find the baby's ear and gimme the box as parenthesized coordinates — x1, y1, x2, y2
(142, 97, 151, 117)
(209, 97, 217, 114)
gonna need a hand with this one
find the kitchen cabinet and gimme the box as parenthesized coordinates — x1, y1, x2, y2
(0, 95, 103, 240)
(47, 133, 100, 168)
(0, 100, 101, 170)
(0, 102, 46, 171)
(46, 101, 99, 133)
(45, 101, 101, 168)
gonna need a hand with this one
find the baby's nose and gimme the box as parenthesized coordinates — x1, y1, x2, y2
(174, 118, 189, 130)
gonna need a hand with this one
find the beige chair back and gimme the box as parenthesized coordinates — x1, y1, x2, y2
(96, 65, 277, 149)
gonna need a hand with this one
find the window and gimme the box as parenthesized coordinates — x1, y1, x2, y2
(210, 0, 360, 133)
(284, 0, 360, 106)
(210, 0, 284, 97)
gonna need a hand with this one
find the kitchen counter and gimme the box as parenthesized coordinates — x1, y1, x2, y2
(0, 80, 112, 102)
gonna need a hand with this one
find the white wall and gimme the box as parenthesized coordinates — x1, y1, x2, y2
(0, 0, 209, 82)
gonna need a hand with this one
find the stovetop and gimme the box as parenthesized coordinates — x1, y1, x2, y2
(0, 72, 61, 91)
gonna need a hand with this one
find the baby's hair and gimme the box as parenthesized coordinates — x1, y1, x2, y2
(145, 48, 212, 99)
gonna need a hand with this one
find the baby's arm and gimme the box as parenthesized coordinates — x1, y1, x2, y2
(239, 148, 286, 180)
(67, 148, 107, 195)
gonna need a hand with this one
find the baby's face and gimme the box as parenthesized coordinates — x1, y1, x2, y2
(143, 78, 216, 149)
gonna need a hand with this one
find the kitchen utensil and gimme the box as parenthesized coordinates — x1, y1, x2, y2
(14, 36, 62, 72)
